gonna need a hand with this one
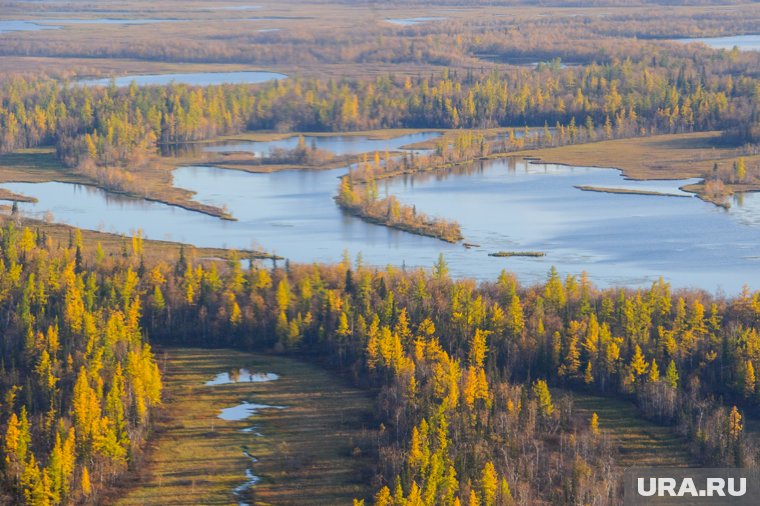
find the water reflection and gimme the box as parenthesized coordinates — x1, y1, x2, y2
(205, 369, 279, 386)
(218, 401, 285, 421)
(0, 20, 60, 33)
(202, 131, 440, 158)
(386, 17, 445, 26)
(0, 18, 184, 33)
(75, 71, 287, 87)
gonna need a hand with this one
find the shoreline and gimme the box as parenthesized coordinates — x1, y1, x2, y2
(0, 212, 277, 260)
(2, 131, 757, 256)
(573, 185, 692, 198)
(334, 197, 463, 244)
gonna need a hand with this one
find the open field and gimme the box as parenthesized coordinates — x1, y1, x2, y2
(0, 56, 447, 82)
(562, 391, 693, 468)
(0, 57, 280, 80)
(112, 348, 378, 506)
(516, 132, 755, 180)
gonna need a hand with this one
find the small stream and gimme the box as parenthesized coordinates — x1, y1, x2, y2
(204, 368, 285, 506)
(233, 450, 261, 506)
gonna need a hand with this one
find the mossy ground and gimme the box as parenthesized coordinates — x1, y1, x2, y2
(112, 348, 378, 506)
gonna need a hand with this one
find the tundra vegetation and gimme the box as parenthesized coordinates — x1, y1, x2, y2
(2, 0, 760, 504)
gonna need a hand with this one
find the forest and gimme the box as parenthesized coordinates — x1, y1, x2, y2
(1, 51, 759, 212)
(2, 0, 760, 504)
(2, 53, 758, 160)
(0, 226, 161, 504)
(1, 224, 759, 504)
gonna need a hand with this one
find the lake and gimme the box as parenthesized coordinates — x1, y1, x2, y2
(386, 17, 445, 26)
(34, 18, 178, 25)
(205, 369, 279, 386)
(674, 34, 760, 51)
(213, 5, 261, 10)
(75, 71, 287, 87)
(0, 20, 60, 33)
(3, 133, 760, 293)
(0, 18, 182, 33)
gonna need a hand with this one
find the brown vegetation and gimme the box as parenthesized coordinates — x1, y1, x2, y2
(517, 132, 760, 206)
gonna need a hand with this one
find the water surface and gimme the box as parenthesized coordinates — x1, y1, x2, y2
(76, 71, 286, 87)
(36, 18, 178, 25)
(236, 450, 261, 506)
(208, 365, 283, 506)
(218, 401, 285, 421)
(206, 369, 279, 386)
(0, 18, 181, 33)
(0, 20, 60, 33)
(204, 131, 440, 157)
(386, 17, 445, 26)
(4, 134, 760, 293)
(674, 34, 760, 51)
(214, 5, 261, 10)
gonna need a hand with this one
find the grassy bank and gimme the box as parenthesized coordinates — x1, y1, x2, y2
(214, 128, 445, 143)
(0, 148, 238, 220)
(112, 348, 378, 506)
(515, 132, 760, 206)
(0, 128, 446, 222)
(488, 251, 545, 257)
(0, 188, 37, 203)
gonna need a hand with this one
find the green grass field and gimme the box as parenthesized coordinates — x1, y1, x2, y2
(112, 348, 378, 506)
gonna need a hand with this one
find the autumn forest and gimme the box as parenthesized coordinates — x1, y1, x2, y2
(1, 0, 760, 505)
